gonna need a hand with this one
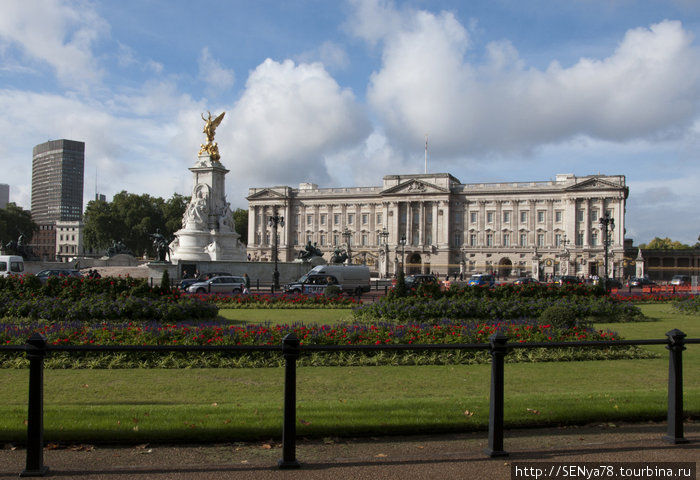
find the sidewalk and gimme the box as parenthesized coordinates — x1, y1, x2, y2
(1, 422, 697, 479)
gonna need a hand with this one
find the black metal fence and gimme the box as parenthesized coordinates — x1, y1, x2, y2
(2, 329, 696, 476)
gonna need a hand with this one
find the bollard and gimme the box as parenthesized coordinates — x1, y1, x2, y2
(484, 332, 509, 457)
(279, 333, 301, 469)
(664, 329, 688, 444)
(21, 333, 49, 477)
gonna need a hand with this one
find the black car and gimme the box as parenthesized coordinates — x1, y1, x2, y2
(513, 277, 539, 285)
(405, 274, 439, 289)
(629, 277, 656, 287)
(552, 275, 581, 285)
(179, 272, 232, 290)
(603, 278, 623, 289)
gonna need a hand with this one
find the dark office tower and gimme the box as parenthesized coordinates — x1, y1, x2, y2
(31, 139, 85, 260)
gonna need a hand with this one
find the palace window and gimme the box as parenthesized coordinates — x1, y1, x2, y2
(503, 233, 510, 246)
(376, 213, 382, 224)
(555, 211, 563, 223)
(470, 212, 477, 224)
(554, 233, 562, 247)
(486, 234, 494, 246)
(334, 214, 340, 225)
(503, 211, 511, 223)
(362, 213, 368, 225)
(577, 210, 584, 222)
(537, 211, 545, 223)
(320, 214, 326, 226)
(591, 231, 598, 247)
(320, 234, 326, 246)
(361, 234, 368, 246)
(306, 215, 313, 226)
(519, 233, 527, 247)
(487, 212, 494, 223)
(348, 214, 354, 225)
(520, 211, 528, 223)
(537, 234, 544, 247)
(470, 234, 477, 246)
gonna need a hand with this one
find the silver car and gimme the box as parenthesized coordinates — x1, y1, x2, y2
(186, 275, 246, 294)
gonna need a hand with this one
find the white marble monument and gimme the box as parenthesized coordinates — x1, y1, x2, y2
(169, 112, 247, 261)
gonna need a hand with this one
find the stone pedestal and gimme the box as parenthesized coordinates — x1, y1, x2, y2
(170, 155, 247, 262)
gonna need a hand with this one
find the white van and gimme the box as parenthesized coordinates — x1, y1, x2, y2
(283, 265, 371, 295)
(0, 255, 25, 277)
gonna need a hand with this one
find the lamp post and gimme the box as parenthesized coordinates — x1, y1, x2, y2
(268, 209, 284, 291)
(599, 213, 615, 289)
(342, 228, 352, 264)
(379, 228, 390, 278)
(399, 234, 407, 274)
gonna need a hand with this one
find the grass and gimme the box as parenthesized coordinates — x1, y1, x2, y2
(0, 304, 697, 443)
(217, 308, 354, 325)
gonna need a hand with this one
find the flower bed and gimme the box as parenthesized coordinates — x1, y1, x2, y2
(0, 319, 653, 368)
(353, 295, 645, 324)
(0, 291, 217, 322)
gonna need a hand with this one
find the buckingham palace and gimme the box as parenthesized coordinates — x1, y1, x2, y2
(247, 173, 628, 280)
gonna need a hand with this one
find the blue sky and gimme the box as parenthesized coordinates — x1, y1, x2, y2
(1, 0, 699, 245)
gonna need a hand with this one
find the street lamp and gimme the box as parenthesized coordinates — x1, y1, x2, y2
(399, 234, 407, 274)
(599, 213, 615, 289)
(379, 228, 390, 278)
(342, 228, 352, 264)
(268, 209, 284, 290)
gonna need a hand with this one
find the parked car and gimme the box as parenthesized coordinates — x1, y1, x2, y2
(552, 275, 581, 286)
(628, 277, 657, 287)
(186, 275, 246, 294)
(405, 274, 439, 289)
(513, 277, 539, 285)
(284, 265, 371, 295)
(604, 278, 623, 289)
(180, 271, 232, 291)
(35, 269, 82, 283)
(467, 274, 495, 287)
(670, 275, 691, 286)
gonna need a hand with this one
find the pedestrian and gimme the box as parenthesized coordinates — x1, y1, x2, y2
(244, 273, 251, 291)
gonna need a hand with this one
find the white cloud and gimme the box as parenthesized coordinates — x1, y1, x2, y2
(222, 59, 371, 189)
(0, 0, 107, 88)
(198, 47, 235, 98)
(351, 1, 700, 159)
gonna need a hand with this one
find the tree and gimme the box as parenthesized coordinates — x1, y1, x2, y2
(0, 203, 38, 247)
(233, 208, 248, 245)
(83, 192, 188, 256)
(639, 237, 692, 250)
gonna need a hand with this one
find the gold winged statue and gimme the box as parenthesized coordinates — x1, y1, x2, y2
(198, 111, 225, 162)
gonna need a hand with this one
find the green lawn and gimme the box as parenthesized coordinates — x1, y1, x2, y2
(0, 303, 697, 443)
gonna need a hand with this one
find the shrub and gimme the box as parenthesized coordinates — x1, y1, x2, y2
(539, 304, 590, 330)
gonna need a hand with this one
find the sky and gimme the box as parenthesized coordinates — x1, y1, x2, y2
(1, 0, 699, 245)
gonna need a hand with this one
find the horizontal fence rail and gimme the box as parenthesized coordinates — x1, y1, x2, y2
(1, 330, 697, 476)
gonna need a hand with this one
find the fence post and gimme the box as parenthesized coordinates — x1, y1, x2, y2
(485, 332, 509, 457)
(21, 333, 49, 477)
(664, 329, 688, 444)
(279, 333, 301, 469)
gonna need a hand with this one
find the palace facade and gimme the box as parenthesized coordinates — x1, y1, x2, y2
(247, 173, 628, 280)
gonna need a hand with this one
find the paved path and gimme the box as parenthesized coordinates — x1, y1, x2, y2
(1, 422, 696, 479)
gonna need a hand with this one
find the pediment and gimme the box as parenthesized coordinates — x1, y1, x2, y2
(382, 179, 449, 195)
(565, 178, 622, 191)
(247, 188, 288, 201)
